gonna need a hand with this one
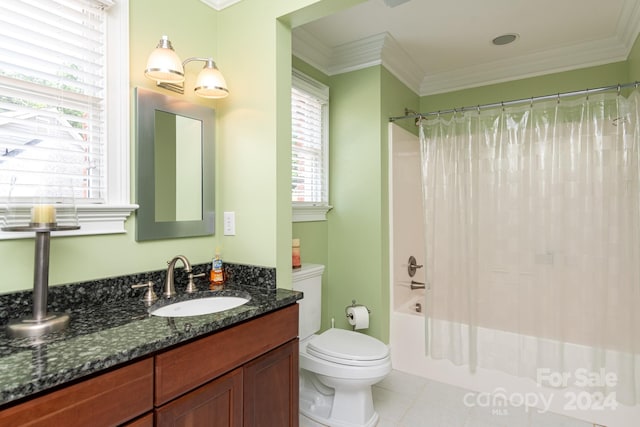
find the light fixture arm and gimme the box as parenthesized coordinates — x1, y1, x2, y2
(156, 57, 218, 95)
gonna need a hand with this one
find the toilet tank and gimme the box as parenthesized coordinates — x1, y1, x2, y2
(292, 264, 325, 340)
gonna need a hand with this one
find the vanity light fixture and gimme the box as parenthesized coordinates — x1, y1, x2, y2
(144, 35, 229, 99)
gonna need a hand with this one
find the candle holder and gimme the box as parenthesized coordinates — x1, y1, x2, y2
(1, 186, 79, 338)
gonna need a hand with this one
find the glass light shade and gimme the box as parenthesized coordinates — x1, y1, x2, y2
(144, 36, 185, 83)
(194, 61, 229, 98)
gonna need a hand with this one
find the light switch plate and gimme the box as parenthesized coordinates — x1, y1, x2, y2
(223, 211, 236, 235)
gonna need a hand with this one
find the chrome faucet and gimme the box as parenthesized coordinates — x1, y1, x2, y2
(164, 255, 192, 298)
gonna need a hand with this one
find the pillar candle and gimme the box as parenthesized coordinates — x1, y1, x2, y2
(31, 204, 56, 224)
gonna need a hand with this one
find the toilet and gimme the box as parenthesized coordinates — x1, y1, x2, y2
(293, 264, 391, 427)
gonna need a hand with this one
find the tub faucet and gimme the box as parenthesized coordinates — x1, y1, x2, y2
(164, 255, 192, 298)
(410, 280, 425, 290)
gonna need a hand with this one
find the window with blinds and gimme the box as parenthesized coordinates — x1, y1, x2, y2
(0, 0, 112, 203)
(292, 71, 329, 212)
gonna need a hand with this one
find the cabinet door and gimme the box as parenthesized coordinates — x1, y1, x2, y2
(156, 368, 243, 427)
(243, 339, 298, 427)
(123, 412, 153, 427)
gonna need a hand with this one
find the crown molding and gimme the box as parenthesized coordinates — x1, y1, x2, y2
(199, 0, 242, 11)
(327, 33, 386, 75)
(420, 36, 631, 95)
(617, 0, 640, 51)
(292, 31, 424, 93)
(292, 27, 333, 74)
(292, 0, 640, 97)
(379, 34, 424, 94)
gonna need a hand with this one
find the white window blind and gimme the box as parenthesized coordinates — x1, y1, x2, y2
(292, 71, 329, 210)
(0, 0, 111, 203)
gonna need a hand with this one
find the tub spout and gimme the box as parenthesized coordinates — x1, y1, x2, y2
(410, 280, 425, 290)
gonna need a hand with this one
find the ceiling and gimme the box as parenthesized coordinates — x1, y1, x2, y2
(291, 0, 640, 96)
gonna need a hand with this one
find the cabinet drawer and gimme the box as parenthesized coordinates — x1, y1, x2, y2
(0, 357, 153, 427)
(155, 304, 298, 406)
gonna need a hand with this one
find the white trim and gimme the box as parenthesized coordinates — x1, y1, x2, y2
(380, 33, 424, 94)
(292, 204, 332, 222)
(0, 204, 138, 240)
(292, 69, 329, 100)
(419, 36, 631, 95)
(327, 33, 386, 75)
(292, 28, 333, 75)
(292, 0, 640, 96)
(199, 0, 243, 11)
(105, 0, 135, 214)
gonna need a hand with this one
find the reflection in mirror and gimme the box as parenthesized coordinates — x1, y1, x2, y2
(135, 87, 214, 241)
(154, 111, 203, 222)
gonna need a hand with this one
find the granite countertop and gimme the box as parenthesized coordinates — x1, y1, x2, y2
(0, 265, 302, 408)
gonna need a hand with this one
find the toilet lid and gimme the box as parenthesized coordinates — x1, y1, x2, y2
(306, 328, 389, 366)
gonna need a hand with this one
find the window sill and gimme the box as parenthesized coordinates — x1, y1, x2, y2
(292, 204, 332, 222)
(0, 204, 138, 240)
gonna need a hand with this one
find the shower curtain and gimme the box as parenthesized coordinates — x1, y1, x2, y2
(420, 89, 640, 406)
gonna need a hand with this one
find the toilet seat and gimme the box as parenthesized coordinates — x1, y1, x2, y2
(306, 328, 390, 367)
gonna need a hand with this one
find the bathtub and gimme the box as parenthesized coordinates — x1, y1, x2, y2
(388, 123, 638, 427)
(389, 305, 639, 427)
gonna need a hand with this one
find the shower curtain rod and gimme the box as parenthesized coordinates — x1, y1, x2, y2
(388, 80, 640, 122)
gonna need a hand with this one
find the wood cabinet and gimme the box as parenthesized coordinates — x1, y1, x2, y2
(243, 339, 298, 427)
(0, 358, 153, 427)
(155, 304, 299, 427)
(156, 368, 243, 427)
(0, 303, 299, 427)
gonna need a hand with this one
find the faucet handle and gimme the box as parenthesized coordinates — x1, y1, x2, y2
(185, 273, 206, 294)
(132, 280, 158, 304)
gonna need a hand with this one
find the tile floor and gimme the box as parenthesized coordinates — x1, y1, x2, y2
(299, 369, 598, 426)
(372, 370, 595, 427)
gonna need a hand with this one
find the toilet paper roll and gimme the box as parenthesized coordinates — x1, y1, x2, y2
(346, 306, 369, 330)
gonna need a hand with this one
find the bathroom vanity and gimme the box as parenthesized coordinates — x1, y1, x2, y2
(0, 264, 301, 426)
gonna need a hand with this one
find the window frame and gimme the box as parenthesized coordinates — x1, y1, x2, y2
(0, 0, 136, 240)
(291, 69, 331, 222)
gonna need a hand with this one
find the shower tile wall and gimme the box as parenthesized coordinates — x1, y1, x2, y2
(391, 125, 425, 312)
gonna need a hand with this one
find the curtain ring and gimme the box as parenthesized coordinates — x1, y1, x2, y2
(617, 84, 621, 96)
(477, 105, 481, 115)
(557, 93, 561, 104)
(530, 97, 534, 109)
(501, 101, 505, 111)
(586, 89, 589, 101)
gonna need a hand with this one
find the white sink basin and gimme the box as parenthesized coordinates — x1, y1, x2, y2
(150, 296, 250, 317)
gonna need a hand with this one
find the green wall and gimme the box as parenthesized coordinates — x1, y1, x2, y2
(628, 31, 640, 83)
(326, 66, 385, 335)
(0, 0, 365, 294)
(292, 34, 640, 344)
(0, 0, 225, 294)
(293, 63, 418, 340)
(2, 0, 639, 349)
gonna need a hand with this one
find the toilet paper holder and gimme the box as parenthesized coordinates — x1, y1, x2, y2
(345, 299, 370, 329)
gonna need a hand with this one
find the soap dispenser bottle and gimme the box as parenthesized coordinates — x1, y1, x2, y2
(210, 248, 225, 290)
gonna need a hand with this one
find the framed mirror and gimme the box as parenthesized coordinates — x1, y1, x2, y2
(135, 87, 215, 241)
